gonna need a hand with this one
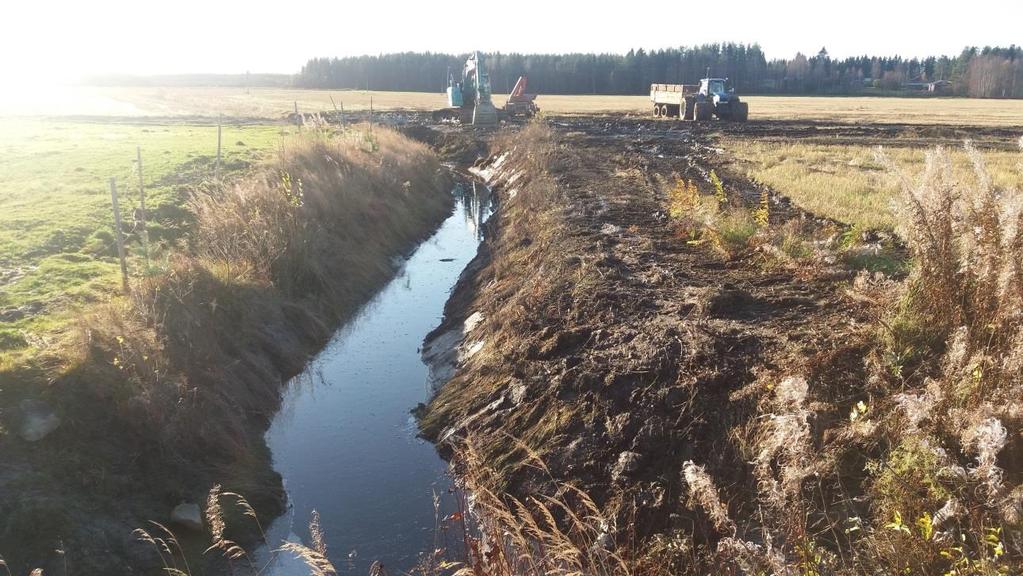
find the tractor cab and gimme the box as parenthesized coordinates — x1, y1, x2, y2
(700, 78, 736, 105)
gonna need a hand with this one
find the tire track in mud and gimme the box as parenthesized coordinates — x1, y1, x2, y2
(419, 119, 871, 544)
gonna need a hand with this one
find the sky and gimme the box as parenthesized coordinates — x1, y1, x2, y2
(3, 0, 1021, 84)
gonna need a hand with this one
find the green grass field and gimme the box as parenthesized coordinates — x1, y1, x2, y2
(0, 119, 292, 365)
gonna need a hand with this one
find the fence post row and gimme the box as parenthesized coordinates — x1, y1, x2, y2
(136, 146, 150, 269)
(215, 115, 223, 181)
(330, 95, 345, 128)
(109, 178, 129, 294)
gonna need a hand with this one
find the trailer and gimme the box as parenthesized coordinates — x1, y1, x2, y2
(650, 78, 748, 121)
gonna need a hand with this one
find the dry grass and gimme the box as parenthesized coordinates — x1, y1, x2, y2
(442, 438, 647, 576)
(60, 123, 450, 449)
(0, 123, 452, 573)
(679, 140, 1023, 574)
(69, 122, 450, 454)
(535, 94, 1023, 126)
(131, 436, 663, 576)
(133, 484, 337, 576)
(726, 139, 1023, 231)
(845, 139, 1023, 573)
(7, 86, 1023, 127)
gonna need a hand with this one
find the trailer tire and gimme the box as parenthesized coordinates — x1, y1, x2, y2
(653, 104, 661, 118)
(660, 104, 669, 118)
(682, 96, 696, 120)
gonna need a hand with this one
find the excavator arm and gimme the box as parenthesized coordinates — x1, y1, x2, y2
(510, 75, 528, 98)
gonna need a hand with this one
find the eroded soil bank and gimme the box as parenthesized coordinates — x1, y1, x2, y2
(0, 127, 456, 574)
(419, 118, 875, 562)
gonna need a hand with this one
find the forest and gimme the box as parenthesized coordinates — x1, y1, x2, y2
(296, 44, 1023, 98)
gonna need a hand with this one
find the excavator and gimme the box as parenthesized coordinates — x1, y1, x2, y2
(446, 51, 499, 126)
(440, 51, 537, 125)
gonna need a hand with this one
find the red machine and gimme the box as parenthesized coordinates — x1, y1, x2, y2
(504, 75, 538, 118)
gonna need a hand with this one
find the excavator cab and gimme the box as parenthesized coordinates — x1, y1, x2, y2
(446, 69, 464, 107)
(462, 52, 498, 126)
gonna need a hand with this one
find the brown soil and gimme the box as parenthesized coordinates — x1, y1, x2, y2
(419, 116, 878, 546)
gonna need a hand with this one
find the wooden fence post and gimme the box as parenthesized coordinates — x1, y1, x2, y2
(329, 95, 339, 124)
(215, 115, 222, 181)
(136, 146, 150, 269)
(110, 178, 129, 293)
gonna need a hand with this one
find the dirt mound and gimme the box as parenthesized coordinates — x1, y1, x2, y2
(420, 120, 870, 549)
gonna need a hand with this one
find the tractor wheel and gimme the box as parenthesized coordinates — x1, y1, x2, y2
(734, 102, 749, 122)
(653, 104, 661, 118)
(682, 97, 696, 120)
(694, 101, 713, 121)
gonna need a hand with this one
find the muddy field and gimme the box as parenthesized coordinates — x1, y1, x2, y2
(415, 114, 1023, 566)
(421, 115, 866, 522)
(3, 108, 1019, 572)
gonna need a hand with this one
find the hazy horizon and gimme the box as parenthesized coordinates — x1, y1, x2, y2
(4, 0, 1021, 87)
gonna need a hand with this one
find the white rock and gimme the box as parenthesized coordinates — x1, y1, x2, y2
(18, 399, 60, 442)
(171, 502, 203, 531)
(611, 451, 643, 482)
(462, 339, 485, 358)
(463, 311, 484, 334)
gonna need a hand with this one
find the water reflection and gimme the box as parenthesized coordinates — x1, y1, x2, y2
(256, 181, 491, 575)
(453, 180, 493, 240)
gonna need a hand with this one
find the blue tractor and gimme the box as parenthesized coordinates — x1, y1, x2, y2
(696, 77, 748, 121)
(650, 77, 749, 121)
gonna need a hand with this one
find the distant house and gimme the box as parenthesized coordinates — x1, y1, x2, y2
(902, 80, 952, 94)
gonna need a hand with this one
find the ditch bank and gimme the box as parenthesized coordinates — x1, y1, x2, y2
(0, 126, 456, 574)
(418, 119, 872, 564)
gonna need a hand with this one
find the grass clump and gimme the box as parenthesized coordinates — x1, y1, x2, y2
(67, 122, 452, 458)
(727, 139, 1022, 233)
(0, 123, 452, 573)
(130, 436, 669, 576)
(666, 173, 829, 266)
(666, 176, 759, 259)
(670, 139, 1023, 574)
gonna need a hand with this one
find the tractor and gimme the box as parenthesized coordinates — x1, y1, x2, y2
(650, 77, 749, 121)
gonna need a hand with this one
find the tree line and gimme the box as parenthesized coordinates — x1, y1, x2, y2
(296, 44, 1023, 98)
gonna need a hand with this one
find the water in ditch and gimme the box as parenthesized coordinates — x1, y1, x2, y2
(259, 180, 492, 574)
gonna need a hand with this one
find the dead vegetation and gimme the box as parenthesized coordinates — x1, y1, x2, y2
(668, 138, 1023, 572)
(420, 118, 1023, 575)
(0, 124, 452, 573)
(67, 123, 451, 458)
